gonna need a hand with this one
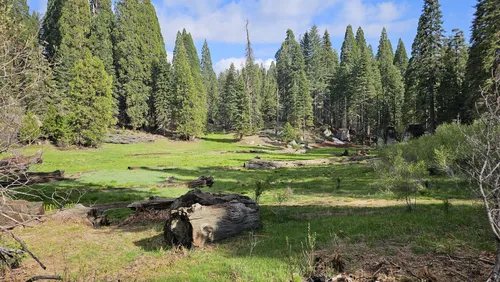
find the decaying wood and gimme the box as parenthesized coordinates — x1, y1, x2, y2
(187, 175, 215, 188)
(0, 198, 44, 228)
(52, 204, 109, 227)
(26, 276, 62, 282)
(127, 196, 175, 211)
(0, 170, 66, 186)
(164, 189, 260, 248)
(0, 152, 43, 173)
(243, 155, 376, 169)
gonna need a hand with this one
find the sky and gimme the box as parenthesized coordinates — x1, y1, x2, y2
(28, 0, 476, 74)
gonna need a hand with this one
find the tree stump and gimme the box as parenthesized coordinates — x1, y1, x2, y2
(164, 189, 260, 248)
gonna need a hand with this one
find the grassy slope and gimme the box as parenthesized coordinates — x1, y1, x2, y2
(5, 134, 493, 281)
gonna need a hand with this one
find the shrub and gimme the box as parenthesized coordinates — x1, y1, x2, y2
(376, 148, 428, 211)
(19, 111, 41, 143)
(281, 122, 296, 143)
(42, 105, 71, 145)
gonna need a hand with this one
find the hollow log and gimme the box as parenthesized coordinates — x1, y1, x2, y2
(51, 204, 109, 227)
(163, 189, 260, 248)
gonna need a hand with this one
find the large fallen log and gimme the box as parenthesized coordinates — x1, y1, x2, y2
(243, 155, 376, 169)
(164, 189, 260, 248)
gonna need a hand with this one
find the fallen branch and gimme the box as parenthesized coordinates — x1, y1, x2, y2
(126, 152, 171, 157)
(0, 227, 46, 270)
(25, 275, 62, 282)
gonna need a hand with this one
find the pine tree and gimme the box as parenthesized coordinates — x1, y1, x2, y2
(321, 30, 339, 125)
(152, 59, 172, 131)
(438, 29, 468, 123)
(261, 62, 279, 127)
(66, 50, 114, 146)
(244, 21, 263, 131)
(114, 0, 167, 129)
(464, 0, 500, 122)
(182, 30, 207, 129)
(393, 38, 409, 76)
(335, 25, 358, 128)
(406, 0, 444, 132)
(89, 0, 114, 78)
(377, 28, 404, 131)
(353, 27, 376, 139)
(171, 35, 202, 139)
(52, 0, 91, 93)
(201, 40, 219, 125)
(234, 73, 252, 138)
(40, 0, 64, 60)
(301, 25, 324, 125)
(220, 64, 238, 130)
(276, 29, 312, 129)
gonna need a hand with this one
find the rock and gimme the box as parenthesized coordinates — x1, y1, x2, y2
(323, 129, 332, 137)
(289, 140, 298, 147)
(331, 137, 345, 145)
(336, 128, 350, 142)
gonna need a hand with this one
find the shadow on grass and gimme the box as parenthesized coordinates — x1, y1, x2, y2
(130, 203, 492, 260)
(200, 137, 239, 144)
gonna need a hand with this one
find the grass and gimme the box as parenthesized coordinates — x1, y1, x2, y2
(2, 133, 494, 281)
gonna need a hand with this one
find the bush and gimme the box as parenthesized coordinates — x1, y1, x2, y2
(19, 111, 41, 143)
(376, 148, 428, 211)
(281, 122, 296, 143)
(42, 105, 71, 145)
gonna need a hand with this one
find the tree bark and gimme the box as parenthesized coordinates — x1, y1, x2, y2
(164, 189, 260, 248)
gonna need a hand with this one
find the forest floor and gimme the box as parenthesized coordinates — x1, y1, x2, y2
(1, 133, 495, 281)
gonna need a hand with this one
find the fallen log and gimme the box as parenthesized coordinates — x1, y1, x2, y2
(0, 170, 66, 187)
(243, 155, 377, 169)
(52, 204, 109, 227)
(0, 152, 43, 173)
(127, 196, 175, 211)
(187, 175, 215, 188)
(164, 189, 260, 248)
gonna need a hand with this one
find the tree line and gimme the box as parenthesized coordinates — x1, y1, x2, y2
(1, 0, 498, 146)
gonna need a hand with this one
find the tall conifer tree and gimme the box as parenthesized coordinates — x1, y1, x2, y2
(406, 0, 444, 132)
(393, 39, 409, 76)
(438, 29, 468, 123)
(171, 34, 202, 139)
(114, 0, 167, 129)
(201, 40, 219, 125)
(464, 0, 500, 122)
(89, 0, 114, 78)
(377, 28, 404, 130)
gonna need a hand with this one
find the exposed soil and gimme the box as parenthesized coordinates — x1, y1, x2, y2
(309, 243, 493, 282)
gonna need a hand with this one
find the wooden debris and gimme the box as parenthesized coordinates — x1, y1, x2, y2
(127, 196, 175, 211)
(164, 189, 260, 248)
(52, 204, 109, 227)
(187, 175, 215, 188)
(0, 198, 44, 228)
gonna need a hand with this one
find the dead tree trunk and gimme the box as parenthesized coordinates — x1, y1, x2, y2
(164, 189, 260, 248)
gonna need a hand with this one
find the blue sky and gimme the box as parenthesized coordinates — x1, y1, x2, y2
(29, 0, 476, 73)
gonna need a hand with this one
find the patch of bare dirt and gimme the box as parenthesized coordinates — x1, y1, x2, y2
(309, 243, 493, 282)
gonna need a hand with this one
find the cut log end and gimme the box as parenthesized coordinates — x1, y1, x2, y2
(163, 190, 260, 248)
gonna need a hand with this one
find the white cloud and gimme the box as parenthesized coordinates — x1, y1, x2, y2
(214, 57, 275, 75)
(318, 0, 415, 40)
(154, 0, 341, 47)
